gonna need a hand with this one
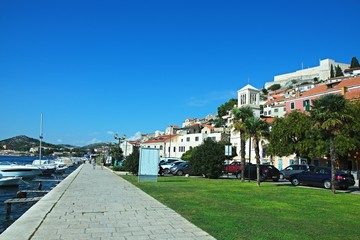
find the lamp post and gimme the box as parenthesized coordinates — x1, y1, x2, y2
(122, 134, 127, 160)
(114, 134, 121, 166)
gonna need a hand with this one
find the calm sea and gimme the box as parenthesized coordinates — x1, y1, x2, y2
(0, 155, 79, 234)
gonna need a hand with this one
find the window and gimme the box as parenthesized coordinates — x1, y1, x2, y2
(195, 136, 199, 141)
(284, 107, 286, 111)
(303, 99, 310, 111)
(173, 147, 176, 152)
(240, 93, 247, 105)
(250, 93, 257, 104)
(274, 109, 278, 113)
(290, 102, 295, 109)
(179, 146, 185, 152)
(289, 159, 295, 165)
(186, 137, 190, 142)
(160, 146, 163, 150)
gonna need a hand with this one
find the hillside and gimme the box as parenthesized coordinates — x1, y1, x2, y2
(0, 135, 58, 151)
(0, 135, 115, 152)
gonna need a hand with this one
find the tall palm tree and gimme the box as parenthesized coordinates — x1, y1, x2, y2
(311, 94, 353, 193)
(233, 106, 254, 182)
(244, 117, 270, 187)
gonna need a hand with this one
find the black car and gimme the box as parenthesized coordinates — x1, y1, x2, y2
(236, 164, 280, 182)
(170, 161, 190, 176)
(289, 166, 355, 190)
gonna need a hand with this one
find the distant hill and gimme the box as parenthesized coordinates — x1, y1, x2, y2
(0, 135, 58, 151)
(0, 135, 115, 152)
(82, 142, 114, 150)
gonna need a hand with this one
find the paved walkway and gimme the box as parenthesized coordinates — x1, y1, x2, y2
(0, 164, 215, 240)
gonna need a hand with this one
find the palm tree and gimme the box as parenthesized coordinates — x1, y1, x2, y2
(244, 117, 270, 187)
(311, 94, 353, 193)
(233, 106, 254, 182)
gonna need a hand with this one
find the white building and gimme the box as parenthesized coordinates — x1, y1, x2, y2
(265, 58, 349, 89)
(141, 124, 224, 159)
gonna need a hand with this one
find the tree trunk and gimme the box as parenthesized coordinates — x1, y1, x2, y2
(240, 131, 246, 182)
(254, 137, 261, 187)
(330, 135, 336, 194)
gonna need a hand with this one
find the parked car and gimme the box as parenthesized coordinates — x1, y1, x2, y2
(223, 161, 242, 175)
(289, 166, 355, 190)
(279, 164, 311, 180)
(170, 161, 190, 176)
(236, 164, 280, 182)
(159, 158, 182, 165)
(160, 160, 184, 174)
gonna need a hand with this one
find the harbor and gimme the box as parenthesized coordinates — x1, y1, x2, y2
(0, 162, 214, 240)
(0, 156, 81, 234)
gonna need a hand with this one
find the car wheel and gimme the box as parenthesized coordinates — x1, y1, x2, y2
(279, 173, 284, 180)
(177, 170, 184, 176)
(323, 180, 331, 189)
(291, 178, 300, 186)
(163, 168, 170, 174)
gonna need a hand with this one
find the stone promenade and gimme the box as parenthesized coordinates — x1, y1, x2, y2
(0, 164, 215, 240)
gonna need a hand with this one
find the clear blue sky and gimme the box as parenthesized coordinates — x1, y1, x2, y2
(1, 0, 359, 146)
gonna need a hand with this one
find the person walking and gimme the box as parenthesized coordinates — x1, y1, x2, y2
(101, 156, 105, 170)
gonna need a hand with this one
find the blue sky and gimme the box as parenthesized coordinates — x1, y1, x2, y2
(1, 0, 359, 146)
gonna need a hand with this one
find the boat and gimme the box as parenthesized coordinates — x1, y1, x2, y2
(0, 176, 22, 187)
(29, 159, 56, 176)
(0, 161, 42, 179)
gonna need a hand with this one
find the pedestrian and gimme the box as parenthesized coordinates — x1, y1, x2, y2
(92, 157, 96, 170)
(101, 156, 105, 170)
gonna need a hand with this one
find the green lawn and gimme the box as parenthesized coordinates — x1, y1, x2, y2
(121, 175, 360, 240)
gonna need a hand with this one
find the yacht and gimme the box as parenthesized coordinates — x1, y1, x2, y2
(0, 161, 42, 179)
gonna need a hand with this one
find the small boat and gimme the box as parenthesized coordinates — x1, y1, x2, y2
(55, 164, 68, 174)
(0, 176, 22, 187)
(0, 161, 42, 180)
(29, 159, 56, 176)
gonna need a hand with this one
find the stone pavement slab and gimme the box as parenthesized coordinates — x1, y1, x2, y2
(0, 164, 215, 240)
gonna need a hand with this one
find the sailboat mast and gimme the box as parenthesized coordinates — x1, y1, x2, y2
(39, 113, 43, 160)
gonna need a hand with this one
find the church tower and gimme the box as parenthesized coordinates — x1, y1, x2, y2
(237, 84, 261, 118)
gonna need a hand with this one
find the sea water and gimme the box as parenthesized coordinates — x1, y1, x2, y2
(0, 155, 78, 234)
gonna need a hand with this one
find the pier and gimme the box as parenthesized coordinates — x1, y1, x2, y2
(0, 163, 215, 240)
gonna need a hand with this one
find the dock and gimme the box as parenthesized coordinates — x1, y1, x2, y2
(0, 163, 215, 240)
(4, 197, 43, 218)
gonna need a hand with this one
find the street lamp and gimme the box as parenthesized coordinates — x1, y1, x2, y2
(121, 134, 127, 160)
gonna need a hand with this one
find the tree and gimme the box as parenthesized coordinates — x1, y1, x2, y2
(244, 117, 270, 187)
(123, 147, 139, 174)
(268, 84, 281, 92)
(181, 147, 196, 161)
(190, 139, 226, 178)
(335, 65, 344, 77)
(330, 64, 335, 78)
(350, 57, 360, 68)
(268, 110, 314, 163)
(311, 94, 354, 193)
(232, 106, 254, 182)
(110, 146, 123, 165)
(215, 98, 238, 127)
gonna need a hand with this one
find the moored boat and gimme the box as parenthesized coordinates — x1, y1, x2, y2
(0, 176, 22, 187)
(0, 161, 42, 179)
(28, 159, 57, 176)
